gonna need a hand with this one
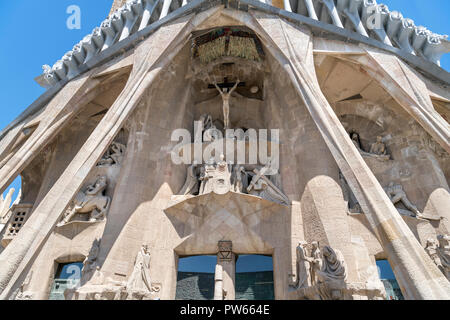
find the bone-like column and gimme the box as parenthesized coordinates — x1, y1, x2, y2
(0, 77, 99, 196)
(342, 0, 369, 37)
(249, 13, 450, 299)
(321, 0, 343, 28)
(139, 0, 159, 31)
(160, 0, 173, 19)
(303, 0, 318, 20)
(0, 14, 198, 298)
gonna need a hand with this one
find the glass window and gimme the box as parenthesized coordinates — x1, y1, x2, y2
(235, 255, 274, 300)
(376, 260, 404, 300)
(176, 256, 216, 300)
(49, 262, 83, 300)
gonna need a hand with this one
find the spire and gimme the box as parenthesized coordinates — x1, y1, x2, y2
(109, 0, 127, 17)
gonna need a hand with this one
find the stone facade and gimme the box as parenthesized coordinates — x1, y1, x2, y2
(0, 1, 449, 300)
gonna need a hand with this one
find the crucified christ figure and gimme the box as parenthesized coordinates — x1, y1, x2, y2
(213, 79, 240, 129)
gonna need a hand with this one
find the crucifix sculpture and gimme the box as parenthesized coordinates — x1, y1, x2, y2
(209, 77, 245, 129)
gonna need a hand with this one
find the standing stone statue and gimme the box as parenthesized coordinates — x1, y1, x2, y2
(58, 176, 111, 226)
(290, 241, 312, 289)
(82, 238, 101, 282)
(351, 133, 363, 150)
(425, 238, 442, 268)
(437, 235, 450, 280)
(310, 241, 322, 286)
(384, 182, 422, 218)
(232, 165, 245, 193)
(179, 161, 199, 195)
(126, 244, 153, 296)
(214, 80, 240, 129)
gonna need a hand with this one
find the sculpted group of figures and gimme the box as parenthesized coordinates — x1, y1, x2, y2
(179, 154, 290, 206)
(350, 132, 391, 161)
(289, 242, 348, 300)
(67, 244, 160, 300)
(56, 142, 126, 227)
(425, 235, 450, 281)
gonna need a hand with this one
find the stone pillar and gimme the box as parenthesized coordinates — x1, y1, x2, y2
(246, 13, 450, 299)
(0, 15, 198, 299)
(217, 241, 235, 300)
(213, 264, 224, 300)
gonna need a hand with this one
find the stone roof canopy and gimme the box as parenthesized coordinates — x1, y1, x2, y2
(40, 0, 449, 88)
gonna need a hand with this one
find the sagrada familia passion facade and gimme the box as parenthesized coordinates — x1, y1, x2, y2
(0, 0, 449, 301)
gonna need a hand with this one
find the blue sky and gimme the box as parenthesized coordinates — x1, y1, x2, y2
(1, 0, 449, 199)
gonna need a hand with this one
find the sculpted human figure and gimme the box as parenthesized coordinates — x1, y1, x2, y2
(126, 245, 153, 296)
(317, 246, 347, 282)
(232, 165, 245, 193)
(425, 238, 442, 268)
(199, 114, 220, 141)
(247, 165, 290, 205)
(384, 182, 422, 218)
(316, 246, 347, 300)
(214, 80, 240, 129)
(351, 133, 362, 150)
(437, 235, 450, 280)
(58, 176, 110, 226)
(310, 241, 322, 285)
(290, 241, 311, 289)
(97, 142, 126, 166)
(82, 238, 101, 281)
(179, 161, 199, 195)
(370, 136, 387, 156)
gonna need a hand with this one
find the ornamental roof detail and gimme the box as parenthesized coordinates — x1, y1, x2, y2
(40, 0, 449, 88)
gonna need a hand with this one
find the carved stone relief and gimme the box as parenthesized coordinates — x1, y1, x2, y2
(384, 182, 440, 221)
(426, 235, 450, 281)
(57, 176, 111, 226)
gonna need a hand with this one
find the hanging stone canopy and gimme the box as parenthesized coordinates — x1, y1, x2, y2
(192, 27, 264, 64)
(0, 0, 449, 302)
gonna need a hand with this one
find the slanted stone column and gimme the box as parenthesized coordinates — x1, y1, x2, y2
(0, 14, 201, 299)
(216, 241, 235, 300)
(243, 12, 450, 299)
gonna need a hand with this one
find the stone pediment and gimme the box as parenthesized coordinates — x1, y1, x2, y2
(165, 191, 287, 255)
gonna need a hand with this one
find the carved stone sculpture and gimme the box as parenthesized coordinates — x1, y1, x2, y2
(351, 133, 390, 161)
(289, 241, 311, 289)
(58, 176, 111, 226)
(199, 114, 220, 141)
(384, 182, 422, 219)
(437, 235, 450, 280)
(370, 136, 388, 156)
(201, 155, 232, 195)
(425, 238, 442, 267)
(126, 244, 158, 299)
(310, 241, 322, 286)
(247, 164, 290, 205)
(231, 165, 246, 193)
(179, 161, 199, 195)
(82, 238, 101, 282)
(97, 142, 126, 167)
(12, 270, 33, 300)
(427, 235, 450, 280)
(213, 80, 240, 129)
(316, 246, 347, 300)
